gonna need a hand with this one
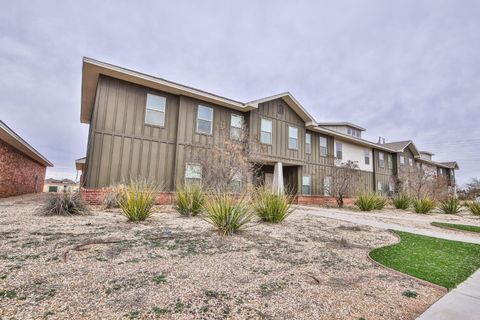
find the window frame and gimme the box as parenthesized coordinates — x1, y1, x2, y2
(408, 158, 413, 167)
(379, 152, 385, 168)
(185, 163, 202, 184)
(364, 149, 370, 165)
(323, 176, 332, 196)
(144, 93, 167, 127)
(260, 118, 273, 145)
(305, 132, 312, 154)
(377, 181, 383, 192)
(288, 125, 299, 150)
(336, 142, 343, 160)
(196, 105, 214, 135)
(319, 136, 328, 157)
(230, 113, 244, 140)
(302, 175, 311, 195)
(388, 154, 393, 169)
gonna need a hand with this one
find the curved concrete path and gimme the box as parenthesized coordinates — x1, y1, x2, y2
(297, 206, 480, 319)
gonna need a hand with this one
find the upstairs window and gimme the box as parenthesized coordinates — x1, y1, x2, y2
(417, 162, 421, 170)
(145, 94, 166, 126)
(260, 119, 272, 144)
(302, 175, 311, 195)
(305, 133, 312, 154)
(408, 158, 413, 167)
(185, 163, 202, 185)
(364, 149, 370, 165)
(439, 168, 444, 175)
(288, 126, 298, 150)
(399, 155, 405, 166)
(336, 142, 343, 159)
(230, 114, 244, 140)
(388, 154, 393, 169)
(196, 105, 213, 134)
(320, 136, 328, 156)
(379, 152, 385, 168)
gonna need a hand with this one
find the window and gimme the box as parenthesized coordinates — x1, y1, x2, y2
(323, 176, 332, 196)
(320, 136, 328, 156)
(439, 168, 443, 175)
(288, 126, 298, 150)
(417, 162, 421, 170)
(229, 171, 242, 193)
(302, 175, 311, 195)
(399, 155, 405, 166)
(230, 114, 243, 140)
(388, 154, 393, 169)
(356, 130, 361, 137)
(379, 152, 385, 168)
(389, 182, 395, 192)
(377, 181, 383, 192)
(347, 128, 352, 135)
(196, 105, 213, 134)
(145, 94, 166, 126)
(364, 149, 370, 165)
(185, 163, 202, 184)
(336, 142, 343, 159)
(450, 170, 454, 177)
(305, 133, 311, 154)
(408, 158, 413, 167)
(260, 119, 272, 144)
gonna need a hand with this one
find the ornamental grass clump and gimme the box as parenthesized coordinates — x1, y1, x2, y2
(355, 193, 379, 211)
(440, 197, 461, 214)
(413, 197, 436, 214)
(252, 188, 294, 223)
(103, 184, 127, 209)
(117, 180, 157, 222)
(393, 194, 411, 210)
(469, 202, 480, 215)
(175, 183, 205, 216)
(40, 192, 89, 216)
(374, 196, 387, 210)
(203, 192, 252, 236)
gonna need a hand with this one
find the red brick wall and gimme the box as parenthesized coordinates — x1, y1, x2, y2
(295, 195, 355, 207)
(81, 188, 175, 205)
(0, 140, 46, 198)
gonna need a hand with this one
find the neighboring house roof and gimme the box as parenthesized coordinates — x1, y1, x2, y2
(317, 122, 366, 131)
(45, 178, 77, 184)
(439, 162, 460, 170)
(0, 120, 53, 167)
(420, 150, 435, 156)
(378, 140, 420, 157)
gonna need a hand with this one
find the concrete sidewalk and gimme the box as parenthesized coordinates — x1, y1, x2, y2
(417, 270, 480, 320)
(299, 207, 480, 244)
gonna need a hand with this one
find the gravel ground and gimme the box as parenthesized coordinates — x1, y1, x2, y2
(1, 194, 444, 320)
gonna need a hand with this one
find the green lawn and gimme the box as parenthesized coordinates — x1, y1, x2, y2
(431, 222, 480, 234)
(369, 231, 480, 289)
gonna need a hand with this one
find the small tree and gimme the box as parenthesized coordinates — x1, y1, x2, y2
(330, 160, 361, 207)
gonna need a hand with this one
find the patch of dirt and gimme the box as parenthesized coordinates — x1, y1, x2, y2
(0, 194, 444, 319)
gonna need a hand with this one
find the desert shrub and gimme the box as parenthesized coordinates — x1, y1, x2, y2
(355, 193, 379, 211)
(175, 184, 205, 216)
(469, 202, 480, 215)
(40, 192, 89, 216)
(252, 189, 294, 223)
(375, 196, 387, 210)
(440, 198, 461, 214)
(393, 194, 411, 210)
(413, 197, 436, 214)
(103, 184, 126, 209)
(203, 192, 252, 235)
(117, 180, 157, 222)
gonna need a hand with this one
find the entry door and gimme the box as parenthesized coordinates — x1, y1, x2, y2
(264, 173, 274, 189)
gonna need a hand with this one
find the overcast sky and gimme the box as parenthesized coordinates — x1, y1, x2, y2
(1, 0, 479, 185)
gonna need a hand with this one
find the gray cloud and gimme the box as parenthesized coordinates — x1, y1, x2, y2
(0, 0, 478, 184)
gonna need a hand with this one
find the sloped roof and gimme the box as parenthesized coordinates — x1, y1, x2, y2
(378, 140, 420, 156)
(439, 162, 459, 169)
(317, 122, 366, 131)
(0, 120, 53, 167)
(75, 157, 86, 171)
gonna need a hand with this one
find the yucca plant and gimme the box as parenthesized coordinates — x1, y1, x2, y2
(252, 188, 294, 223)
(375, 196, 387, 210)
(203, 192, 252, 235)
(393, 194, 411, 210)
(355, 193, 378, 211)
(117, 180, 157, 222)
(40, 192, 89, 216)
(413, 197, 436, 214)
(469, 202, 480, 215)
(175, 183, 205, 216)
(440, 197, 461, 214)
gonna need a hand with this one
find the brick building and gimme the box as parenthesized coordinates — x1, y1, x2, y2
(0, 121, 53, 198)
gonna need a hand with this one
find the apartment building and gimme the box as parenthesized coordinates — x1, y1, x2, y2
(78, 58, 458, 202)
